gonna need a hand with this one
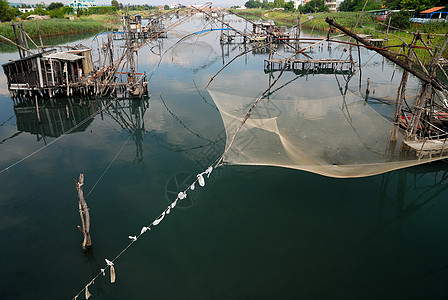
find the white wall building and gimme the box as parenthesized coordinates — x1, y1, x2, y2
(293, 0, 305, 10)
(70, 0, 96, 11)
(19, 8, 35, 13)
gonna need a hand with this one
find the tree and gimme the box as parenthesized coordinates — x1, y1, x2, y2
(111, 0, 119, 9)
(338, 0, 356, 11)
(0, 0, 18, 21)
(273, 0, 285, 8)
(164, 4, 169, 10)
(387, 10, 411, 29)
(383, 0, 402, 9)
(338, 0, 381, 11)
(62, 6, 74, 14)
(49, 7, 65, 18)
(245, 0, 261, 8)
(35, 2, 46, 9)
(47, 2, 64, 10)
(301, 0, 329, 13)
(400, 0, 433, 12)
(284, 0, 295, 11)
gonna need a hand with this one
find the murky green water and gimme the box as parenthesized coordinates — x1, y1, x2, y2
(0, 15, 447, 299)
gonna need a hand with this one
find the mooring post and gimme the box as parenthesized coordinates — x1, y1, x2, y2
(75, 173, 92, 251)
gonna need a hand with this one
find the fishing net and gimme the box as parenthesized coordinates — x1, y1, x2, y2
(209, 89, 448, 178)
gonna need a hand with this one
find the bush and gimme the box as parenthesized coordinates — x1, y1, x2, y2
(387, 10, 411, 30)
(49, 8, 65, 18)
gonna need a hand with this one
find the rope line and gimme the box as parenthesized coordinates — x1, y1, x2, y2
(73, 10, 302, 299)
(86, 131, 135, 198)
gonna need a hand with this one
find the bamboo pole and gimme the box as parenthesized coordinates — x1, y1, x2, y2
(75, 173, 92, 251)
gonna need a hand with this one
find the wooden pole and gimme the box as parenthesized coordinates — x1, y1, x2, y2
(75, 173, 92, 251)
(11, 24, 23, 59)
(385, 16, 392, 41)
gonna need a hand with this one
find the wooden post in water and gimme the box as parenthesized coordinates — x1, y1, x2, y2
(75, 173, 92, 251)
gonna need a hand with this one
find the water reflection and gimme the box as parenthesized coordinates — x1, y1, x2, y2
(103, 98, 149, 164)
(11, 96, 150, 164)
(0, 14, 447, 300)
(14, 98, 98, 139)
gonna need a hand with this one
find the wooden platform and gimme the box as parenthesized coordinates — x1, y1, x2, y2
(264, 58, 353, 73)
(404, 139, 448, 157)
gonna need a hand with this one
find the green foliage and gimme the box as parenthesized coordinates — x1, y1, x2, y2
(111, 0, 124, 10)
(0, 18, 105, 39)
(49, 7, 65, 18)
(301, 11, 375, 30)
(47, 2, 64, 10)
(383, 0, 403, 9)
(284, 1, 295, 11)
(299, 0, 329, 13)
(34, 8, 49, 15)
(63, 6, 74, 14)
(0, 0, 18, 22)
(245, 0, 261, 8)
(386, 10, 411, 29)
(273, 0, 285, 8)
(164, 4, 169, 10)
(400, 0, 433, 11)
(338, 0, 381, 11)
(79, 6, 117, 15)
(338, 0, 356, 11)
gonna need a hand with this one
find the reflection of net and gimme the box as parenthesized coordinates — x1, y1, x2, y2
(209, 89, 448, 178)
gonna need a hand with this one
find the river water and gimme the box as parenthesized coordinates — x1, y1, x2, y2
(0, 15, 447, 299)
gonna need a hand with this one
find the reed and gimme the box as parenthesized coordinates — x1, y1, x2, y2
(0, 16, 116, 40)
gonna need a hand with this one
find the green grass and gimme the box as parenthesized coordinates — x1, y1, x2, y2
(0, 16, 119, 41)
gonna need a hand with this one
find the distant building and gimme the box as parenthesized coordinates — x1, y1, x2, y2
(325, 0, 343, 12)
(169, 4, 186, 9)
(293, 0, 304, 10)
(410, 6, 447, 23)
(19, 8, 34, 13)
(69, 0, 96, 11)
(419, 6, 447, 19)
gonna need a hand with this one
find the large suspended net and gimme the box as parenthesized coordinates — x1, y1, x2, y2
(209, 88, 448, 178)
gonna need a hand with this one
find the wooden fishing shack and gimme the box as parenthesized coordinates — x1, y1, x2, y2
(2, 48, 94, 100)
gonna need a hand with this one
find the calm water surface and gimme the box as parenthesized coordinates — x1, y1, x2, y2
(0, 15, 447, 299)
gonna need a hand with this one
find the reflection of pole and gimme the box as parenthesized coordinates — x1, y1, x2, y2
(35, 95, 41, 123)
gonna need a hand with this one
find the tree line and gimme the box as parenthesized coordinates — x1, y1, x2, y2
(244, 0, 329, 13)
(0, 0, 162, 23)
(244, 0, 447, 13)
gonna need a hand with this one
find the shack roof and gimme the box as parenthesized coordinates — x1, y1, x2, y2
(1, 52, 42, 68)
(43, 52, 83, 61)
(420, 6, 445, 14)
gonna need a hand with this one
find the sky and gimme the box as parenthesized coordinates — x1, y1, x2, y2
(11, 0, 247, 8)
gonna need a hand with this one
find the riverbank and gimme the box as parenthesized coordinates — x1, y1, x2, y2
(229, 9, 448, 64)
(0, 15, 119, 41)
